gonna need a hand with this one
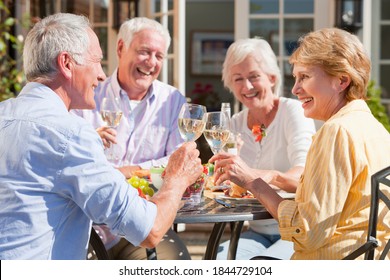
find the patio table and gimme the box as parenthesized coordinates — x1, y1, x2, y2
(174, 195, 272, 260)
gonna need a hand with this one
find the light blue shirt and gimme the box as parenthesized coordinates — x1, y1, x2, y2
(72, 69, 186, 169)
(0, 82, 157, 259)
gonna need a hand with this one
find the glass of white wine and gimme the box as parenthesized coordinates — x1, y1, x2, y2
(203, 111, 230, 154)
(178, 103, 207, 205)
(178, 103, 207, 142)
(100, 96, 123, 162)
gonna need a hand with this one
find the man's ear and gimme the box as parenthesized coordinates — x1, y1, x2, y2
(117, 39, 125, 58)
(57, 52, 74, 80)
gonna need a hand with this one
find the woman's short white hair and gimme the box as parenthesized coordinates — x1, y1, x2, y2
(23, 13, 91, 82)
(222, 38, 282, 96)
(117, 17, 171, 54)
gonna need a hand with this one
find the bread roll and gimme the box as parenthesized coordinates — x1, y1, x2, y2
(228, 183, 248, 198)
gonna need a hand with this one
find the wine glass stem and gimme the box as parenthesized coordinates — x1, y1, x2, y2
(105, 144, 115, 161)
(105, 127, 118, 162)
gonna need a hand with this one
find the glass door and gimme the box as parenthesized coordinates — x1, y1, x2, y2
(235, 0, 315, 97)
(144, 0, 186, 95)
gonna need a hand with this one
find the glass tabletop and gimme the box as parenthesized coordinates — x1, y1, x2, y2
(175, 197, 271, 224)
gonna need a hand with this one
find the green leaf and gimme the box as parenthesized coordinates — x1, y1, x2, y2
(4, 18, 15, 26)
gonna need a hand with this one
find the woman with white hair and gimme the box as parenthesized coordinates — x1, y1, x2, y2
(215, 38, 316, 260)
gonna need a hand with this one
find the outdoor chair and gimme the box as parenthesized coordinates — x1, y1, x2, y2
(343, 165, 390, 260)
(88, 227, 109, 260)
(251, 165, 390, 260)
(88, 227, 158, 260)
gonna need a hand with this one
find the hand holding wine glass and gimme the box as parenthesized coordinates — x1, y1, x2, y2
(177, 103, 207, 205)
(178, 103, 207, 142)
(100, 96, 123, 161)
(203, 111, 230, 155)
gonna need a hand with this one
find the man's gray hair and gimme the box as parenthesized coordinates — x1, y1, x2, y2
(23, 13, 91, 82)
(117, 17, 171, 54)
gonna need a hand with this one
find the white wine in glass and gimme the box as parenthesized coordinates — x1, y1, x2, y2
(203, 111, 230, 154)
(178, 103, 207, 142)
(101, 110, 123, 128)
(100, 96, 123, 161)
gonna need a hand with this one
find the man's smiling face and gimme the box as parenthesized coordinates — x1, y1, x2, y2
(117, 29, 166, 99)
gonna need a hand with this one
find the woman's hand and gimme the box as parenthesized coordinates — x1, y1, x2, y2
(209, 152, 301, 193)
(209, 152, 257, 188)
(96, 126, 117, 148)
(209, 152, 285, 220)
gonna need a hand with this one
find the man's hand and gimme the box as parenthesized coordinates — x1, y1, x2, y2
(163, 142, 203, 192)
(142, 142, 203, 248)
(96, 126, 117, 148)
(118, 165, 142, 179)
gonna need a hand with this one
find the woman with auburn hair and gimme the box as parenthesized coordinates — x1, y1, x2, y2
(211, 28, 390, 259)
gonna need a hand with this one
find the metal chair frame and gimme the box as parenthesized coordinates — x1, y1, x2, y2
(343, 165, 390, 260)
(250, 166, 390, 261)
(89, 227, 110, 260)
(88, 227, 158, 260)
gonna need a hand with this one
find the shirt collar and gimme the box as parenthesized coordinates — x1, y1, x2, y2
(328, 99, 370, 122)
(112, 68, 156, 104)
(19, 82, 69, 113)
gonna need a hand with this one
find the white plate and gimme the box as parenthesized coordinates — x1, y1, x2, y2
(217, 191, 295, 202)
(216, 194, 259, 204)
(277, 192, 296, 199)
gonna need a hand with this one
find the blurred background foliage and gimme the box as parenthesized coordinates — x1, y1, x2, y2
(0, 0, 26, 102)
(366, 80, 390, 132)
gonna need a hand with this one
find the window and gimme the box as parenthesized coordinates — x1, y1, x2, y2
(146, 0, 186, 95)
(27, 0, 111, 74)
(248, 0, 314, 97)
(379, 0, 390, 113)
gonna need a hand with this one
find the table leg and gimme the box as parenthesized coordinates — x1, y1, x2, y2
(203, 222, 227, 260)
(227, 221, 244, 260)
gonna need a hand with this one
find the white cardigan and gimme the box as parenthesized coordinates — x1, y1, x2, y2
(230, 97, 316, 234)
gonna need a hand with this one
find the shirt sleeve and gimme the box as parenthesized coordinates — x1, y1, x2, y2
(58, 122, 157, 246)
(278, 123, 355, 251)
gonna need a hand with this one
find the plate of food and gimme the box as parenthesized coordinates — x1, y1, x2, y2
(216, 183, 258, 203)
(217, 183, 296, 203)
(276, 191, 296, 199)
(217, 194, 259, 204)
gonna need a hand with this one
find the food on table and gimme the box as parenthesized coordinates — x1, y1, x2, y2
(202, 163, 216, 190)
(204, 175, 215, 190)
(183, 174, 205, 198)
(224, 183, 254, 198)
(127, 175, 154, 197)
(142, 185, 155, 197)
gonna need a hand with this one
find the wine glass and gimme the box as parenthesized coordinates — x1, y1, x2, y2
(178, 103, 207, 142)
(203, 111, 230, 154)
(100, 96, 123, 161)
